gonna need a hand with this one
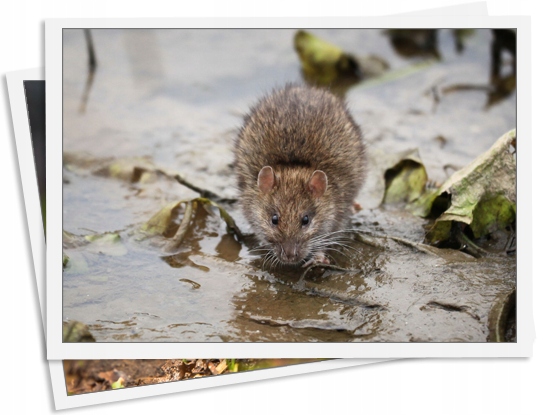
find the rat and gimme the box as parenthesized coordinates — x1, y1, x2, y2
(234, 84, 366, 267)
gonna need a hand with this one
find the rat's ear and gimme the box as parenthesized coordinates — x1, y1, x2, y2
(308, 170, 327, 199)
(258, 166, 276, 194)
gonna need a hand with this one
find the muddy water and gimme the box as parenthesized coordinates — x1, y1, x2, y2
(62, 29, 516, 342)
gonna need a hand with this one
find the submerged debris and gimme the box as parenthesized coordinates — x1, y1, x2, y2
(63, 321, 96, 343)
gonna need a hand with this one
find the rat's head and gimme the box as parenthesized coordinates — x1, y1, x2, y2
(250, 165, 333, 266)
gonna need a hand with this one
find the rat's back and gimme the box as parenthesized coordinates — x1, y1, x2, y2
(234, 84, 365, 198)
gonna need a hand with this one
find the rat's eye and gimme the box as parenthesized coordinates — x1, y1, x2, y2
(271, 214, 279, 225)
(301, 215, 310, 226)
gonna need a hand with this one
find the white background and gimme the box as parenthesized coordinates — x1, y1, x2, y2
(1, 1, 541, 414)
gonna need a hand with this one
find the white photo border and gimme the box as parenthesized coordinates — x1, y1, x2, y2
(46, 16, 533, 359)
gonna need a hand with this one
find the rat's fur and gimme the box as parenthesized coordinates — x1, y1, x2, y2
(234, 84, 366, 265)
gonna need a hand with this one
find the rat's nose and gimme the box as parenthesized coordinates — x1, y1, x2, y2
(281, 242, 299, 263)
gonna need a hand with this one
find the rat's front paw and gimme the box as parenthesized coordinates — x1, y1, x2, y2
(352, 201, 362, 213)
(302, 252, 330, 268)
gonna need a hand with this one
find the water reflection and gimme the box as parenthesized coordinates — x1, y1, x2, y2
(123, 29, 166, 93)
(79, 29, 97, 113)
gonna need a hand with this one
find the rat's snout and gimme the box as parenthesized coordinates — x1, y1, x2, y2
(278, 241, 302, 264)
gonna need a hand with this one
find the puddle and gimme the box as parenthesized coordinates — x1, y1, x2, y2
(62, 29, 516, 342)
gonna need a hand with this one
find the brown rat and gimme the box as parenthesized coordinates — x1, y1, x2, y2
(234, 84, 366, 266)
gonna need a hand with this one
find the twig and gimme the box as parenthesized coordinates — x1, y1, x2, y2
(452, 225, 490, 258)
(351, 232, 388, 249)
(292, 264, 385, 310)
(84, 29, 97, 72)
(154, 169, 237, 205)
(164, 200, 194, 252)
(351, 230, 441, 257)
(294, 263, 360, 290)
(442, 83, 494, 94)
(504, 230, 516, 255)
